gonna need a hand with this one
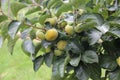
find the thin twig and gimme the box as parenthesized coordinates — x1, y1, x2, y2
(0, 10, 12, 20)
(24, 22, 47, 31)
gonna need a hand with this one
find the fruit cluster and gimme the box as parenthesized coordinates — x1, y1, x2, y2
(34, 17, 82, 57)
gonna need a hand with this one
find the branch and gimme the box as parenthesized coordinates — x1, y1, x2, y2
(0, 10, 12, 20)
(24, 22, 47, 31)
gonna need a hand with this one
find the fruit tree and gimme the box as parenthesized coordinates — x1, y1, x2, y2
(0, 0, 120, 80)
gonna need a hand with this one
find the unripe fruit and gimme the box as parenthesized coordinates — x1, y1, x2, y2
(33, 39, 41, 46)
(79, 9, 84, 15)
(36, 30, 45, 40)
(45, 17, 57, 26)
(54, 49, 63, 56)
(45, 28, 58, 41)
(45, 46, 51, 53)
(116, 57, 120, 66)
(74, 24, 82, 33)
(57, 40, 67, 50)
(59, 21, 67, 28)
(65, 25, 74, 35)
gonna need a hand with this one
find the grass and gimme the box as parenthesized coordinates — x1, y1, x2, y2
(0, 39, 51, 80)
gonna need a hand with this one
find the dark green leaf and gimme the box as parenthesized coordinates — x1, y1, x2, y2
(100, 55, 117, 71)
(52, 58, 64, 80)
(67, 41, 81, 54)
(108, 27, 120, 38)
(44, 52, 54, 67)
(0, 36, 3, 48)
(7, 36, 19, 54)
(22, 38, 35, 55)
(58, 59, 65, 78)
(88, 63, 101, 80)
(0, 15, 8, 23)
(102, 41, 116, 54)
(19, 0, 32, 4)
(41, 40, 52, 48)
(11, 1, 27, 16)
(109, 69, 120, 80)
(109, 17, 120, 25)
(21, 28, 32, 39)
(82, 50, 98, 63)
(8, 21, 21, 39)
(76, 65, 89, 80)
(33, 55, 44, 72)
(70, 55, 81, 67)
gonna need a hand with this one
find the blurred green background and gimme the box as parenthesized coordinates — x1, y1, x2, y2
(0, 39, 51, 80)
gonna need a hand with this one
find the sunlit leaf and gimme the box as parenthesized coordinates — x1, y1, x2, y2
(7, 36, 19, 54)
(11, 1, 27, 16)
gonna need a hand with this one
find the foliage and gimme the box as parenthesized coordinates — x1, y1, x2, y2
(0, 0, 120, 80)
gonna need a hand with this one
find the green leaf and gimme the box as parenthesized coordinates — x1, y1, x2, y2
(41, 40, 52, 48)
(8, 21, 21, 39)
(52, 58, 65, 80)
(10, 1, 27, 16)
(0, 36, 3, 48)
(56, 3, 73, 17)
(108, 27, 120, 38)
(77, 21, 96, 32)
(47, 0, 61, 9)
(34, 42, 42, 55)
(88, 63, 101, 80)
(0, 15, 8, 23)
(76, 65, 89, 80)
(70, 0, 89, 8)
(80, 13, 104, 26)
(39, 14, 51, 25)
(96, 23, 110, 34)
(99, 55, 117, 71)
(102, 41, 116, 54)
(82, 50, 98, 63)
(88, 29, 102, 45)
(19, 0, 32, 4)
(22, 38, 35, 55)
(70, 55, 81, 67)
(7, 36, 19, 54)
(109, 69, 120, 80)
(26, 6, 41, 15)
(33, 55, 44, 72)
(21, 28, 32, 39)
(58, 59, 65, 78)
(109, 17, 120, 25)
(44, 52, 54, 67)
(67, 41, 81, 54)
(0, 21, 10, 40)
